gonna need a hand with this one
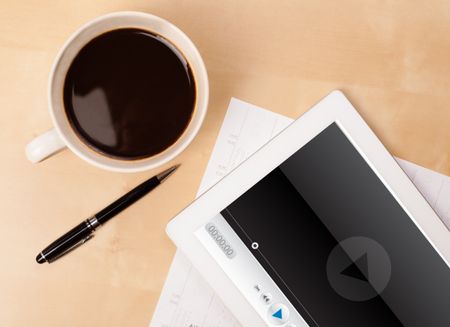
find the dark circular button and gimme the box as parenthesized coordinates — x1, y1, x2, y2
(326, 236, 391, 302)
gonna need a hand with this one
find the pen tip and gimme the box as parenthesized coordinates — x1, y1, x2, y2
(157, 164, 180, 183)
(36, 253, 46, 264)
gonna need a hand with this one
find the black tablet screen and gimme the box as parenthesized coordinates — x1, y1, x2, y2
(221, 123, 450, 326)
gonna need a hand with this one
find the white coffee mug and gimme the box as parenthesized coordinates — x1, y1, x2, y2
(26, 11, 208, 173)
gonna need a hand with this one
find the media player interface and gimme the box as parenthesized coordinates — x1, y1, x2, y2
(221, 123, 450, 326)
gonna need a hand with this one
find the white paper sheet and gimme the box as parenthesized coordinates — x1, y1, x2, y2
(150, 98, 450, 327)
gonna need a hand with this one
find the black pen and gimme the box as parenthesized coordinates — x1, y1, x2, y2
(36, 164, 180, 264)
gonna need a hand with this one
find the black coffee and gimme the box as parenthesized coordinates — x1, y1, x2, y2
(63, 28, 196, 160)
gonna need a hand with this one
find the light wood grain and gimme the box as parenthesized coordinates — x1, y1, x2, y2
(1, 1, 449, 326)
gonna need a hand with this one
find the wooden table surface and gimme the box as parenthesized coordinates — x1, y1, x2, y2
(1, 1, 449, 326)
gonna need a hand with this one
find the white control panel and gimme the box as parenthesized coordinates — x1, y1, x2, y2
(195, 213, 310, 326)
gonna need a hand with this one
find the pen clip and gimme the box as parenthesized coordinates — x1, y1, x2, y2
(48, 234, 94, 263)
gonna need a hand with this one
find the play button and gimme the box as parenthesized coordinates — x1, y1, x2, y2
(272, 309, 282, 319)
(267, 303, 289, 324)
(340, 253, 369, 282)
(327, 236, 391, 302)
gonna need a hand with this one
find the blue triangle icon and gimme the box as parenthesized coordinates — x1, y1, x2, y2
(272, 308, 283, 319)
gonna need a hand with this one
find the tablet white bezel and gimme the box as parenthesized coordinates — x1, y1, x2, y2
(166, 90, 450, 325)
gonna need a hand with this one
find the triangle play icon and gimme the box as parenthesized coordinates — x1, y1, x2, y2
(272, 308, 283, 319)
(340, 253, 369, 282)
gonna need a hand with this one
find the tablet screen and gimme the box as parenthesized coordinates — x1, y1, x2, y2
(221, 123, 450, 326)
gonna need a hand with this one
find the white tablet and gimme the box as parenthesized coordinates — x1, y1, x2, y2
(167, 91, 450, 326)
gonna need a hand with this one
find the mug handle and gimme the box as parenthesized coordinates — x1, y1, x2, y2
(26, 128, 66, 163)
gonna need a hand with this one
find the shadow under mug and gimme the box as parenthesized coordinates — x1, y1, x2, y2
(25, 11, 208, 173)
